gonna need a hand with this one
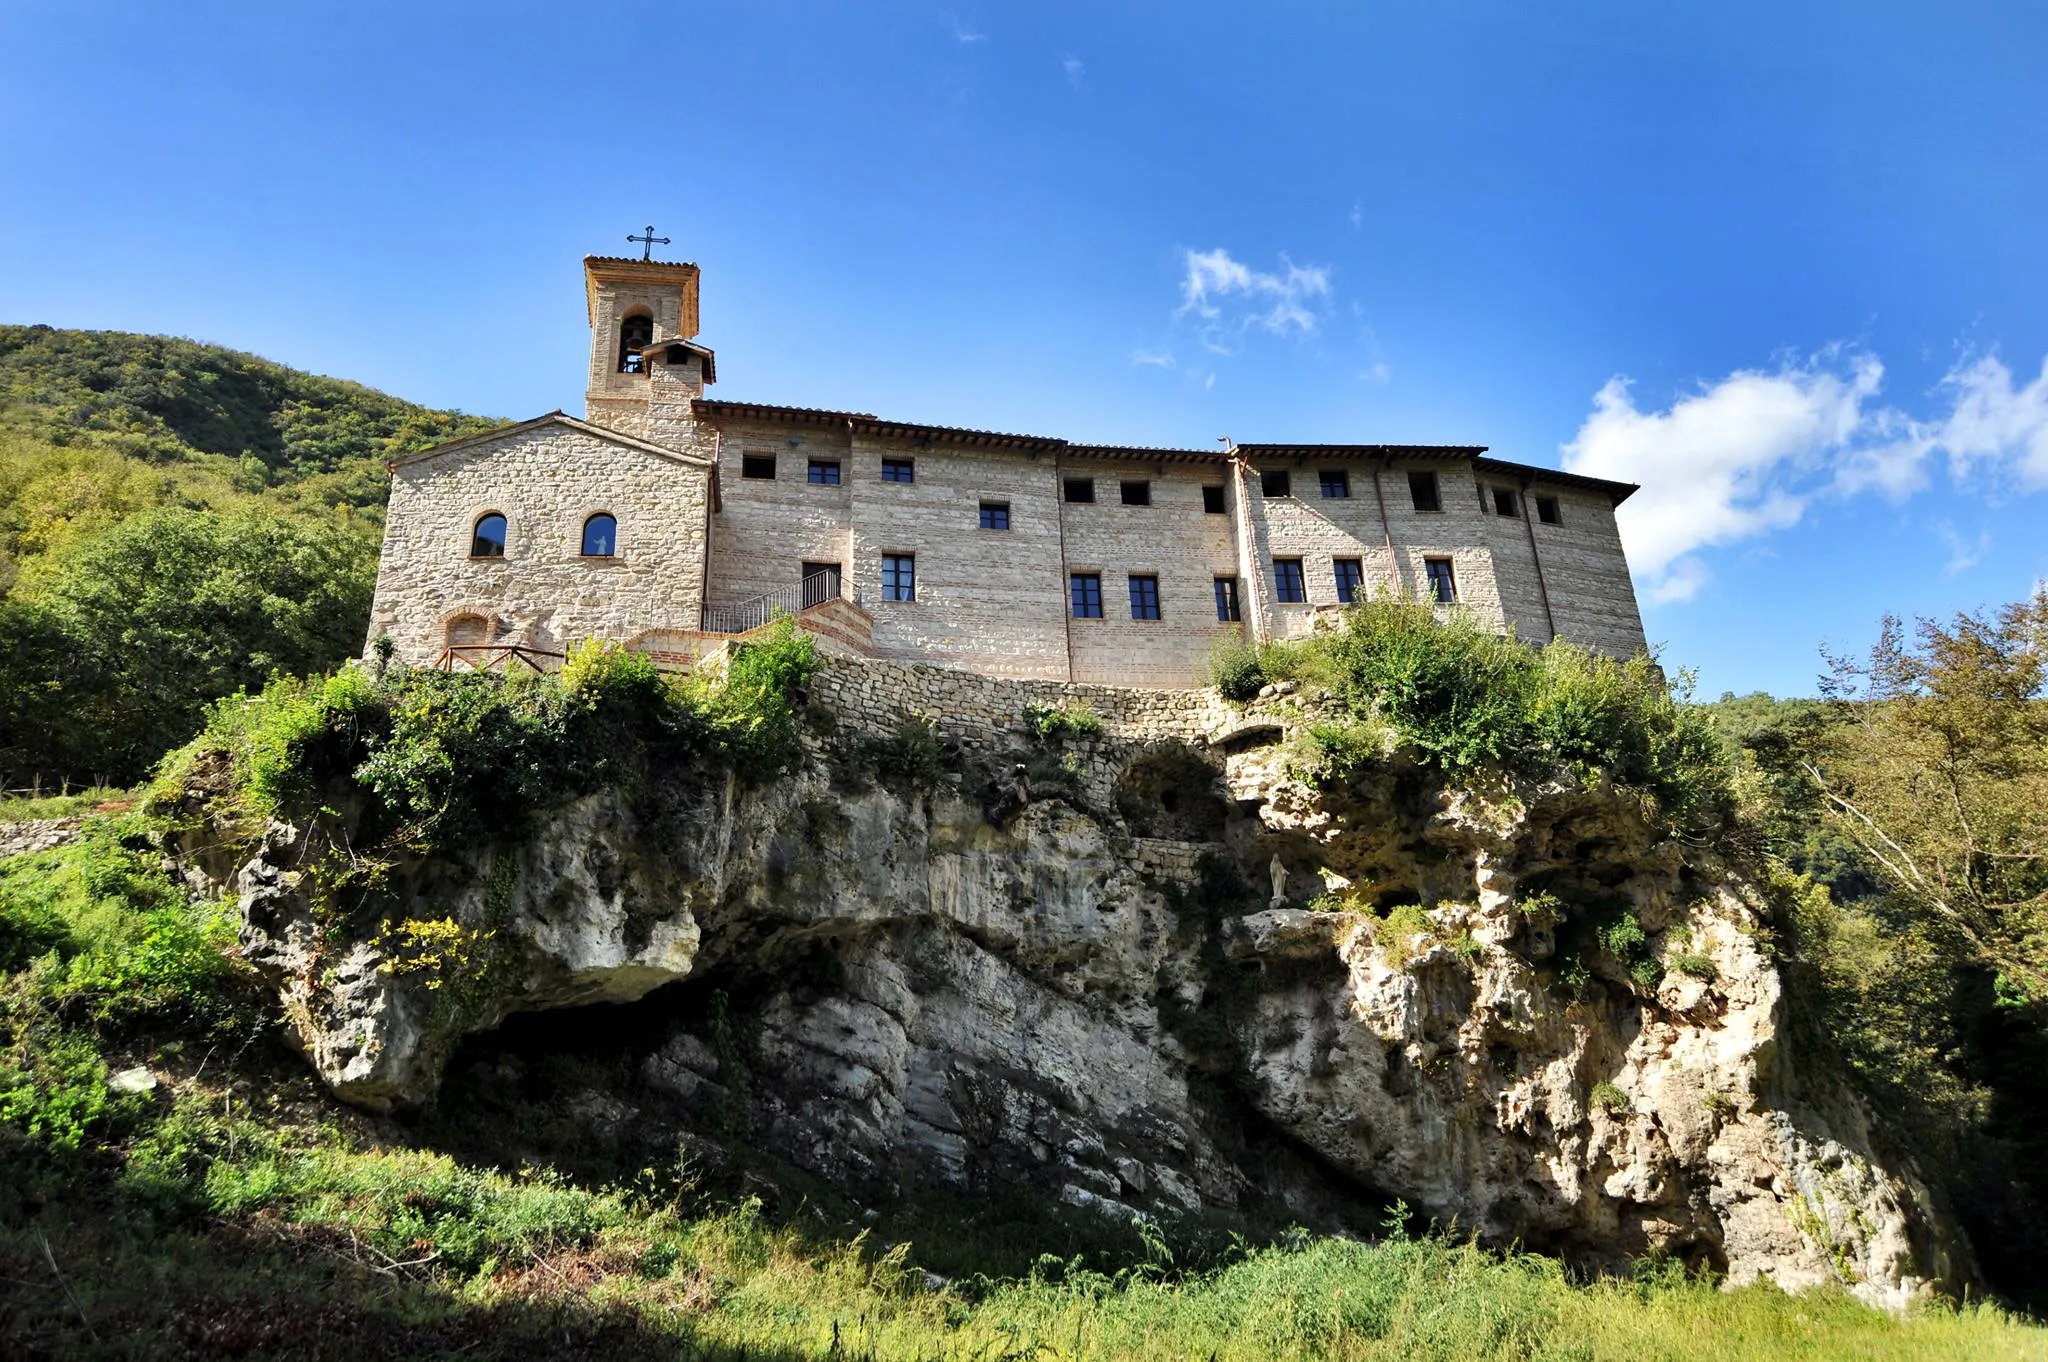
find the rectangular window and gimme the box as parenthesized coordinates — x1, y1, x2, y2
(881, 458, 915, 483)
(1319, 469, 1351, 499)
(978, 501, 1010, 530)
(1120, 480, 1151, 506)
(1261, 469, 1292, 499)
(741, 453, 776, 480)
(1408, 469, 1441, 512)
(1128, 574, 1161, 620)
(1214, 576, 1241, 622)
(1063, 477, 1095, 503)
(1070, 572, 1103, 618)
(882, 553, 915, 601)
(1274, 558, 1306, 604)
(1333, 557, 1364, 604)
(1535, 495, 1562, 525)
(1492, 487, 1517, 517)
(1202, 485, 1227, 514)
(1425, 557, 1457, 604)
(807, 459, 841, 486)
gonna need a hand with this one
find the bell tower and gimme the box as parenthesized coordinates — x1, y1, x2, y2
(582, 253, 706, 440)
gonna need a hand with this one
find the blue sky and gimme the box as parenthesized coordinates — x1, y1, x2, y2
(3, 2, 2045, 697)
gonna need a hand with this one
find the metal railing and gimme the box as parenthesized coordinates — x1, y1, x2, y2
(700, 570, 853, 634)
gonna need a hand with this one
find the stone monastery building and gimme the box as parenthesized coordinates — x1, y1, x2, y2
(368, 254, 1647, 687)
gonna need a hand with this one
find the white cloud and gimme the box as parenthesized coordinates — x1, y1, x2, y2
(1062, 54, 1084, 89)
(1349, 200, 1363, 231)
(1935, 353, 2048, 491)
(1647, 556, 1711, 605)
(944, 12, 985, 42)
(1358, 361, 1390, 384)
(1558, 346, 2048, 604)
(1177, 247, 1332, 340)
(1131, 348, 1174, 369)
(1935, 520, 1990, 575)
(1561, 353, 1888, 599)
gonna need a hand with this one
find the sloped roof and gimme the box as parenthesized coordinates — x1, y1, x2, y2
(387, 411, 713, 471)
(640, 337, 716, 383)
(690, 399, 1636, 504)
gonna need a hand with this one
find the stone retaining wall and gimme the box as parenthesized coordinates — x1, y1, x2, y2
(810, 653, 1233, 753)
(0, 818, 82, 860)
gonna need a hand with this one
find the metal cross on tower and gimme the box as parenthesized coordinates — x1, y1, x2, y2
(626, 225, 671, 261)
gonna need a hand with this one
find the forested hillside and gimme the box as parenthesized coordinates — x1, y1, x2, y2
(0, 325, 503, 786)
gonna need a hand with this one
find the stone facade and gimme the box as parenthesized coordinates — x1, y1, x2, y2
(367, 254, 1648, 681)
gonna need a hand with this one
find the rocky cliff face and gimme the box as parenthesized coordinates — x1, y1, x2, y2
(216, 662, 1968, 1309)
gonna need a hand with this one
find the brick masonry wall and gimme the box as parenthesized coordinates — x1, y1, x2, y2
(367, 423, 712, 664)
(1056, 457, 1243, 688)
(369, 266, 1650, 680)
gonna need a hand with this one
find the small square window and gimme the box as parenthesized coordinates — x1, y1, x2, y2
(881, 458, 915, 483)
(1261, 470, 1292, 499)
(979, 502, 1010, 530)
(1408, 469, 1441, 513)
(1202, 485, 1226, 514)
(1535, 496, 1562, 525)
(1274, 558, 1306, 604)
(1070, 572, 1103, 618)
(1319, 469, 1350, 499)
(741, 454, 776, 480)
(1120, 480, 1151, 506)
(1214, 577, 1241, 622)
(1493, 487, 1517, 517)
(808, 459, 841, 486)
(1334, 558, 1364, 604)
(1425, 557, 1457, 603)
(882, 553, 915, 601)
(1128, 574, 1161, 620)
(1063, 477, 1096, 503)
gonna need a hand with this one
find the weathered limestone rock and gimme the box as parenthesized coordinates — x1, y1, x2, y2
(216, 678, 1970, 1307)
(236, 796, 701, 1111)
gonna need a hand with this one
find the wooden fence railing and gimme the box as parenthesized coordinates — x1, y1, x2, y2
(433, 643, 568, 675)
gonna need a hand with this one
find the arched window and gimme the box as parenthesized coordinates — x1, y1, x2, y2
(445, 614, 490, 648)
(581, 513, 617, 557)
(617, 313, 653, 373)
(470, 513, 507, 557)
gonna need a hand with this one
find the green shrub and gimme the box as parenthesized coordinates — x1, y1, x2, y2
(1264, 601, 1732, 833)
(1589, 1080, 1631, 1115)
(1209, 638, 1266, 702)
(871, 714, 946, 791)
(1673, 952, 1718, 982)
(1023, 700, 1103, 742)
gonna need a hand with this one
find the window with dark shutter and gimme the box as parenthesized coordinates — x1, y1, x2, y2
(1319, 469, 1350, 499)
(1536, 496, 1562, 525)
(1120, 480, 1151, 506)
(807, 460, 841, 485)
(1070, 573, 1103, 618)
(882, 554, 916, 601)
(1273, 559, 1306, 603)
(1213, 577, 1241, 621)
(1261, 470, 1292, 499)
(1425, 557, 1457, 603)
(1128, 575, 1160, 619)
(1063, 478, 1095, 503)
(741, 454, 776, 479)
(1202, 485, 1226, 514)
(979, 502, 1010, 530)
(1493, 487, 1517, 517)
(1408, 470, 1441, 512)
(1333, 558, 1363, 603)
(881, 458, 915, 483)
